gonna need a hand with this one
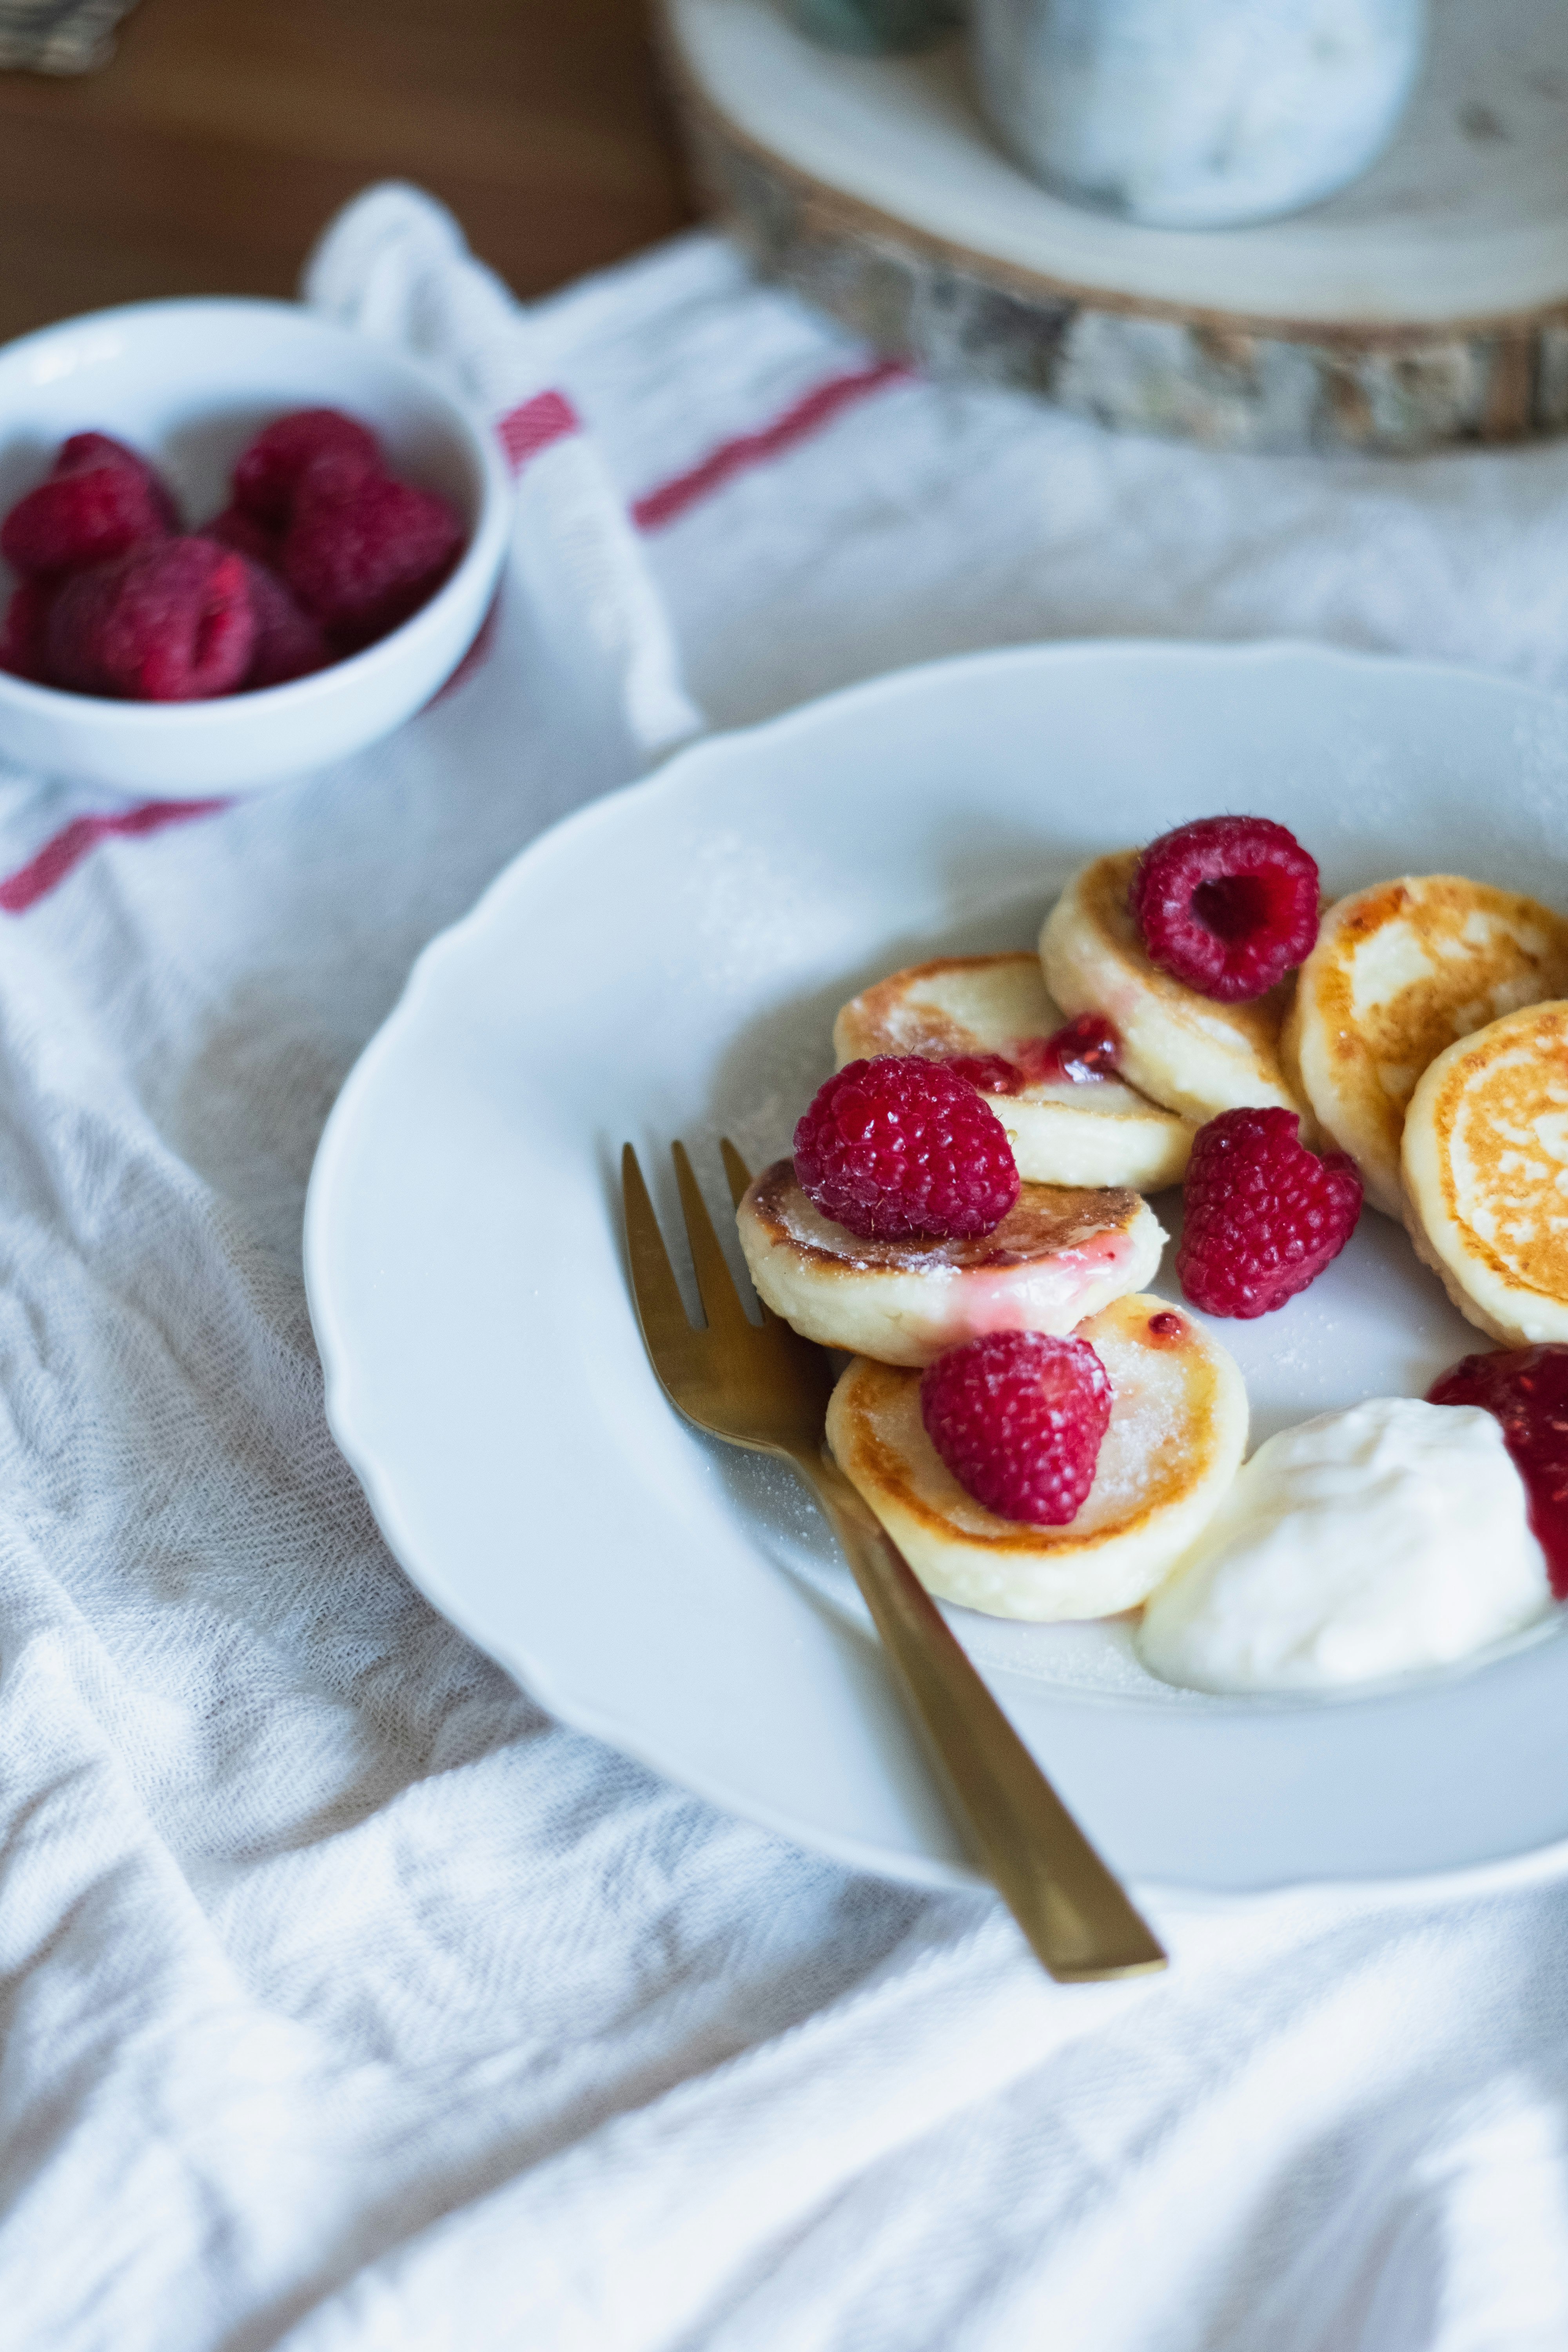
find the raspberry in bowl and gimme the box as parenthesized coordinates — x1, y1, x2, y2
(0, 299, 511, 796)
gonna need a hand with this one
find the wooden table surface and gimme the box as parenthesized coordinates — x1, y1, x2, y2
(0, 0, 696, 343)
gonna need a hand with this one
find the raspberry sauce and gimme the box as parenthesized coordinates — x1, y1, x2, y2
(939, 1052, 1024, 1096)
(1427, 1346, 1568, 1598)
(1015, 1015, 1121, 1087)
(933, 1016, 1120, 1096)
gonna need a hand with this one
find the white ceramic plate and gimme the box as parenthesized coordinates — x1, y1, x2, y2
(305, 642, 1568, 1897)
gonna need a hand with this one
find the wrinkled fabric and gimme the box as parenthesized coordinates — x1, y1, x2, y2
(2, 200, 1568, 2351)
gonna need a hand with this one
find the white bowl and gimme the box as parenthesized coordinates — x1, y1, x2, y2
(0, 298, 512, 797)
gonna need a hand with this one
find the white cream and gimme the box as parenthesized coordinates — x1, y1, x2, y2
(1137, 1397, 1552, 1694)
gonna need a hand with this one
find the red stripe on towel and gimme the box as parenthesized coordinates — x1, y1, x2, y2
(0, 796, 230, 915)
(630, 358, 913, 533)
(497, 390, 580, 471)
(0, 361, 909, 911)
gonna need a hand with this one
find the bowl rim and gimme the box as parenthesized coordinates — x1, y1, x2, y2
(0, 295, 514, 729)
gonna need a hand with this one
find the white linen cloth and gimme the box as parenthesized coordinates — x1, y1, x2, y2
(5, 183, 1568, 2352)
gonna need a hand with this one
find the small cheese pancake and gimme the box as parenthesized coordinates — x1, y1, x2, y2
(1403, 1000, 1568, 1347)
(1039, 849, 1310, 1130)
(826, 1296, 1247, 1620)
(833, 954, 1193, 1191)
(1284, 877, 1568, 1219)
(737, 1158, 1166, 1368)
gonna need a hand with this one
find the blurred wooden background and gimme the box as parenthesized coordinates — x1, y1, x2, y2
(0, 0, 695, 341)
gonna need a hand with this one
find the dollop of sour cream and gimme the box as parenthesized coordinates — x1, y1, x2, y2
(1137, 1397, 1552, 1694)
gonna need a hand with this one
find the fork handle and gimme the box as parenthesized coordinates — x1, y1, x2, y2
(798, 1452, 1166, 1982)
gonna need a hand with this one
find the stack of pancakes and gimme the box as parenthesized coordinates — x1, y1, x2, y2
(738, 922, 1252, 1621)
(735, 853, 1568, 1625)
(1285, 878, 1568, 1344)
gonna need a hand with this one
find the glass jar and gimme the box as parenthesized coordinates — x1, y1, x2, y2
(969, 0, 1428, 228)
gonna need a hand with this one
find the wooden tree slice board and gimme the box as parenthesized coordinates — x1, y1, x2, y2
(661, 0, 1568, 452)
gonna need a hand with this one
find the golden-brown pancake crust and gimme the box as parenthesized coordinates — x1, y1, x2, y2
(1412, 1003, 1568, 1312)
(835, 953, 1045, 1060)
(747, 1158, 1142, 1274)
(1287, 876, 1568, 1216)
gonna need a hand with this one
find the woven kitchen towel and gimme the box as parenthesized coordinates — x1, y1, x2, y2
(303, 183, 703, 759)
(3, 183, 1568, 2352)
(0, 0, 136, 71)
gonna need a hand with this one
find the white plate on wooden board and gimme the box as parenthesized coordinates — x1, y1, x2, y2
(305, 641, 1568, 1899)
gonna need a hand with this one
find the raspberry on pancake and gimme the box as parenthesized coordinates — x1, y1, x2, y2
(921, 1330, 1112, 1525)
(794, 1056, 1019, 1240)
(826, 1295, 1248, 1621)
(1129, 815, 1319, 1003)
(1041, 851, 1311, 1131)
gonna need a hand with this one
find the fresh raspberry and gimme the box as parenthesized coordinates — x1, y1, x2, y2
(920, 1330, 1112, 1525)
(1428, 1345, 1568, 1597)
(794, 1056, 1020, 1241)
(1129, 815, 1319, 1002)
(281, 465, 465, 647)
(1177, 1106, 1361, 1318)
(63, 431, 179, 514)
(0, 581, 54, 682)
(203, 503, 282, 567)
(232, 408, 381, 526)
(47, 537, 255, 702)
(236, 558, 328, 689)
(1, 432, 175, 579)
(1015, 1015, 1121, 1085)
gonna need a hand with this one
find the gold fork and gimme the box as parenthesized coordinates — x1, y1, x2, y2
(622, 1138, 1167, 1984)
